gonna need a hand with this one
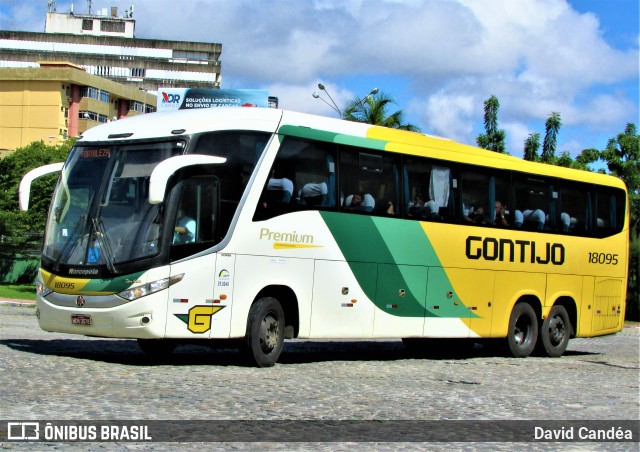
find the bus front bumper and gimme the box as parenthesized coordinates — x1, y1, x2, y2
(36, 292, 168, 339)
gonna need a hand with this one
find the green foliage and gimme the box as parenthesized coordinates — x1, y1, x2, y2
(0, 140, 73, 272)
(476, 95, 506, 153)
(541, 112, 562, 163)
(628, 230, 640, 321)
(343, 92, 421, 131)
(596, 123, 639, 320)
(523, 133, 540, 161)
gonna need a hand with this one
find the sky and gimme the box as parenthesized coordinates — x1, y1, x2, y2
(1, 0, 638, 159)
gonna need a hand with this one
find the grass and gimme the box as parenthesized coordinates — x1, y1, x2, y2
(0, 283, 37, 301)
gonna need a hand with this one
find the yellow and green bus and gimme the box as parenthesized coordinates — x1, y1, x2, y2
(20, 108, 629, 366)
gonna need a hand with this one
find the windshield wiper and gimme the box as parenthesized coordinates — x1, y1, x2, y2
(92, 218, 117, 274)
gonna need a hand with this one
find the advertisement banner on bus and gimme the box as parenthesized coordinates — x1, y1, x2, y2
(157, 88, 268, 112)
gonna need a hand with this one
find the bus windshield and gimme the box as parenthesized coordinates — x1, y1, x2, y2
(44, 140, 185, 268)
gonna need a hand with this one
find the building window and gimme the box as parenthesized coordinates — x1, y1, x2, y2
(80, 87, 110, 103)
(99, 90, 111, 103)
(145, 104, 155, 113)
(131, 101, 145, 113)
(130, 67, 146, 78)
(100, 20, 126, 33)
(172, 50, 209, 61)
(82, 19, 93, 30)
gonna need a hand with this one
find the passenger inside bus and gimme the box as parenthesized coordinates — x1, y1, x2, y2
(494, 200, 510, 227)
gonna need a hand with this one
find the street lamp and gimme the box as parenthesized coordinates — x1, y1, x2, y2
(312, 84, 380, 118)
(352, 87, 379, 109)
(312, 83, 342, 117)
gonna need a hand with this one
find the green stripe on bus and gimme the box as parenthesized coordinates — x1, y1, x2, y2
(320, 212, 475, 318)
(278, 125, 388, 150)
(82, 271, 145, 294)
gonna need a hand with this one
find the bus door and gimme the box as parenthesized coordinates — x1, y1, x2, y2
(164, 175, 232, 339)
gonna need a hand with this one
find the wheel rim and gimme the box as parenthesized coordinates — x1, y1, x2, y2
(259, 313, 280, 353)
(513, 316, 531, 347)
(548, 315, 566, 346)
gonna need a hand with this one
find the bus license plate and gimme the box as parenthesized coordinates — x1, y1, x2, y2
(71, 314, 92, 325)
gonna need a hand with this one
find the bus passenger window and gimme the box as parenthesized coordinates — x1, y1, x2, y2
(559, 181, 591, 235)
(404, 157, 458, 222)
(339, 146, 399, 217)
(596, 190, 626, 238)
(253, 137, 337, 221)
(513, 176, 555, 231)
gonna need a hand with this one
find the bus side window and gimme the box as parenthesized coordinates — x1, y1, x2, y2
(404, 157, 457, 222)
(253, 137, 337, 221)
(513, 176, 556, 231)
(559, 181, 591, 236)
(339, 146, 399, 217)
(596, 189, 626, 238)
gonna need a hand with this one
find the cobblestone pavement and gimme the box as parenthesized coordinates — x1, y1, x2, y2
(1, 304, 638, 451)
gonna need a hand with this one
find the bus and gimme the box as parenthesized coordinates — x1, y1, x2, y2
(19, 108, 629, 367)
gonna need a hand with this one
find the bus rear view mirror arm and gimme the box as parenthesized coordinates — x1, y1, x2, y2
(148, 154, 226, 204)
(19, 162, 65, 211)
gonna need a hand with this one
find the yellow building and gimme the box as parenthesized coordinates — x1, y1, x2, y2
(0, 62, 156, 156)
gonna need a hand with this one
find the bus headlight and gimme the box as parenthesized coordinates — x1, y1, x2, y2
(118, 274, 184, 301)
(36, 280, 53, 297)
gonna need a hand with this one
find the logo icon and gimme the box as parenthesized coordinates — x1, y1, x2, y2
(175, 305, 225, 333)
(161, 92, 181, 104)
(7, 422, 40, 440)
(76, 296, 85, 307)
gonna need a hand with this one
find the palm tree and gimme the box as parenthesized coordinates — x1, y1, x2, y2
(343, 92, 420, 131)
(541, 112, 562, 163)
(523, 133, 540, 161)
(476, 95, 506, 153)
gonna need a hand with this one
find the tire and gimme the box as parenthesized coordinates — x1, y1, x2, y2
(538, 305, 571, 357)
(244, 297, 285, 367)
(137, 338, 177, 356)
(506, 303, 538, 358)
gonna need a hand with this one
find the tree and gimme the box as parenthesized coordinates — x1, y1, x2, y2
(476, 95, 506, 153)
(343, 92, 421, 131)
(0, 140, 73, 281)
(599, 123, 639, 320)
(523, 133, 541, 161)
(541, 112, 562, 163)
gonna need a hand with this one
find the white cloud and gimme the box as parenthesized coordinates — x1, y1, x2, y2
(3, 0, 637, 152)
(412, 91, 476, 143)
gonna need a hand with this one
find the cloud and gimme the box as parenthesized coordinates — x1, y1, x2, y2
(4, 0, 636, 153)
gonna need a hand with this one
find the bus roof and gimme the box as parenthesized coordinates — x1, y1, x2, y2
(77, 107, 627, 191)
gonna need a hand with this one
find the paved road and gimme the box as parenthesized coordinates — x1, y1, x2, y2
(1, 304, 638, 450)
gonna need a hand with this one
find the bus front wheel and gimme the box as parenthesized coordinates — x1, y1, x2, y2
(506, 303, 538, 358)
(538, 305, 571, 357)
(243, 297, 285, 367)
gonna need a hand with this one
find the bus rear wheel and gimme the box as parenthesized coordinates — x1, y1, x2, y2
(506, 303, 538, 357)
(538, 305, 570, 357)
(243, 297, 285, 367)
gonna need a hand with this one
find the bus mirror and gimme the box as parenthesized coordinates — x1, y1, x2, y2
(148, 154, 226, 204)
(19, 162, 64, 211)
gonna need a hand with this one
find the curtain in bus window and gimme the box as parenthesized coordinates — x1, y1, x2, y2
(326, 154, 336, 207)
(547, 185, 557, 231)
(489, 176, 496, 223)
(586, 192, 593, 234)
(429, 166, 450, 208)
(403, 165, 411, 210)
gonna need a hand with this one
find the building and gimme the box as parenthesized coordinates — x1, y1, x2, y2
(0, 62, 156, 155)
(0, 5, 222, 92)
(0, 3, 224, 154)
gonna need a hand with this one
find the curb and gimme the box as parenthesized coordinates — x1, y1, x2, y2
(0, 298, 36, 307)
